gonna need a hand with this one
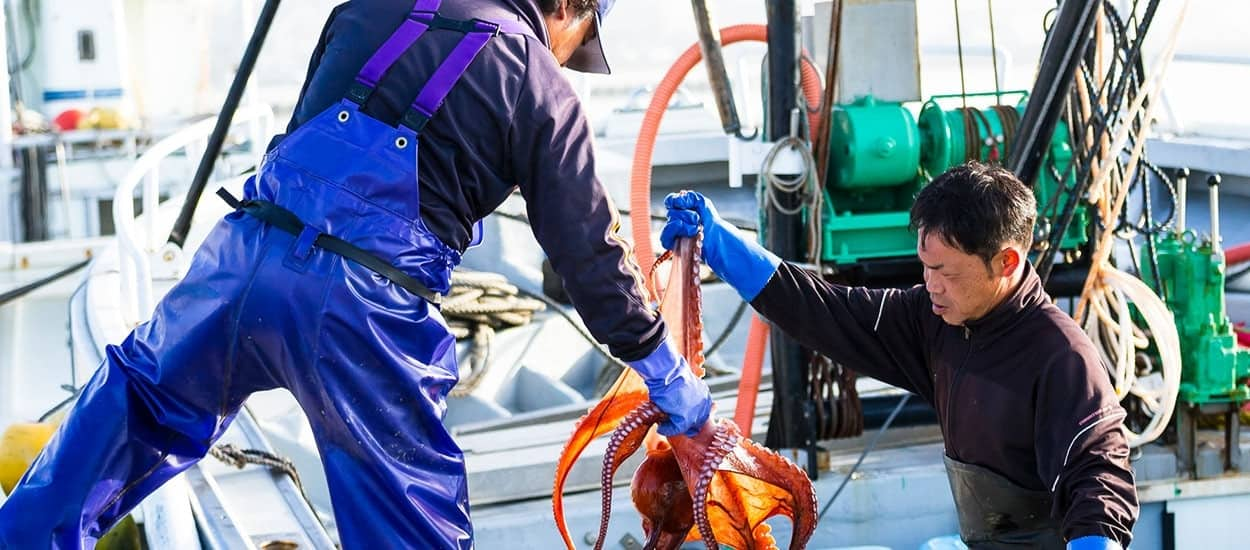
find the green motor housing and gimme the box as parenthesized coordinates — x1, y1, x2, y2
(821, 96, 924, 263)
(820, 92, 1088, 264)
(1144, 231, 1250, 404)
(827, 96, 921, 190)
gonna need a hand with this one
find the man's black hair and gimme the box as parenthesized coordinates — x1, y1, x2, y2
(910, 161, 1036, 266)
(537, 0, 598, 18)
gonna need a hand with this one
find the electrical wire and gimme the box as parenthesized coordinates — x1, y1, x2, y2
(487, 209, 754, 373)
(0, 259, 90, 308)
(1036, 0, 1166, 282)
(953, 0, 969, 111)
(987, 0, 1001, 103)
(816, 393, 912, 521)
(705, 299, 749, 357)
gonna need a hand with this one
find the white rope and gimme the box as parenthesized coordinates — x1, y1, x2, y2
(1083, 265, 1181, 447)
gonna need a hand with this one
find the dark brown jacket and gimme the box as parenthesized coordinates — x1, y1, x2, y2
(752, 262, 1139, 545)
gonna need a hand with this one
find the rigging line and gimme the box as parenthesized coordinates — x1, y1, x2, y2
(953, 0, 968, 111)
(987, 0, 1002, 104)
(817, 393, 913, 521)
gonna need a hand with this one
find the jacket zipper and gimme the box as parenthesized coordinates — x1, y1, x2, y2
(944, 326, 974, 445)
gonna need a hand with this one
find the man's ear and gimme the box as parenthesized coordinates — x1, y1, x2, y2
(999, 248, 1022, 277)
(552, 0, 571, 21)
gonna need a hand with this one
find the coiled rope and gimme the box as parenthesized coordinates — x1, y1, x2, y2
(441, 270, 547, 397)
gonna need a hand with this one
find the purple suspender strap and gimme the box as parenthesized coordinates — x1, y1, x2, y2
(347, 0, 443, 103)
(398, 20, 535, 132)
(398, 24, 495, 131)
(345, 0, 538, 131)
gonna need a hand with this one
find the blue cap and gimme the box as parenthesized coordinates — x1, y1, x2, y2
(566, 0, 614, 74)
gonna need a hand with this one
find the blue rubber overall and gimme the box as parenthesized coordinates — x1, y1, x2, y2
(0, 1, 528, 547)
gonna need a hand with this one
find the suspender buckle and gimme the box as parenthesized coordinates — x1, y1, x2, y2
(346, 82, 373, 105)
(401, 109, 432, 134)
(428, 15, 500, 36)
(472, 19, 502, 37)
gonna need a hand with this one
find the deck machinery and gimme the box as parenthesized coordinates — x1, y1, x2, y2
(1142, 173, 1250, 475)
(746, 0, 1250, 481)
(821, 92, 1087, 264)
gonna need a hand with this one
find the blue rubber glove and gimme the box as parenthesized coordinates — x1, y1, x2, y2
(660, 191, 781, 302)
(1067, 536, 1122, 550)
(627, 338, 713, 437)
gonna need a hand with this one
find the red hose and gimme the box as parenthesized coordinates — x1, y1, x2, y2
(733, 316, 770, 437)
(629, 24, 824, 291)
(1227, 242, 1250, 267)
(628, 24, 822, 440)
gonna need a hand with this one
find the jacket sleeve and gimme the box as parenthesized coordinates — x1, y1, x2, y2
(1034, 346, 1139, 545)
(506, 49, 665, 362)
(750, 262, 934, 400)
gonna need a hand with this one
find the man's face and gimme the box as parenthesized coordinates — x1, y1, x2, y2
(917, 231, 1018, 326)
(543, 7, 596, 65)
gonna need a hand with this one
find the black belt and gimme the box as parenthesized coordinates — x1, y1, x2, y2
(217, 188, 443, 305)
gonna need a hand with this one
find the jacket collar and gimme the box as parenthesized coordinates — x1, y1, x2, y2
(961, 261, 1048, 339)
(504, 0, 551, 47)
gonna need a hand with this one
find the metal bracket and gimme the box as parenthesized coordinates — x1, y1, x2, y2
(728, 138, 806, 188)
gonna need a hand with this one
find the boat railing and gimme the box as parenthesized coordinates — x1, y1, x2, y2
(113, 105, 275, 326)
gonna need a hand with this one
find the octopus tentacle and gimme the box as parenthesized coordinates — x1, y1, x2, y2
(686, 233, 705, 370)
(691, 422, 741, 549)
(594, 402, 665, 550)
(739, 438, 820, 549)
(558, 232, 817, 550)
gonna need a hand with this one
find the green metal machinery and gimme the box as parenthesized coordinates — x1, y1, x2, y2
(1147, 230, 1250, 404)
(820, 92, 1088, 264)
(1142, 175, 1250, 406)
(1137, 174, 1250, 475)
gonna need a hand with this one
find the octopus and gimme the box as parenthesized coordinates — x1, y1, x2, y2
(552, 234, 817, 550)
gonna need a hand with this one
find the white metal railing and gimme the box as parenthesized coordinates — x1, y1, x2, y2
(114, 105, 274, 326)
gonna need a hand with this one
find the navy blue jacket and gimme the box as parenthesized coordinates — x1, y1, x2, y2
(279, 0, 664, 361)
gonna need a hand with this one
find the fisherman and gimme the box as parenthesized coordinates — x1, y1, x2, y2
(662, 162, 1137, 550)
(0, 1, 713, 547)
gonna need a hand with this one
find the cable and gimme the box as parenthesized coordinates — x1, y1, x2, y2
(704, 299, 749, 358)
(512, 285, 631, 374)
(953, 0, 968, 111)
(987, 0, 1001, 103)
(0, 259, 90, 308)
(816, 393, 912, 521)
(1035, 0, 1167, 281)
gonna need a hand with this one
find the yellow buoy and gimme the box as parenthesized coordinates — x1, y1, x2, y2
(77, 107, 128, 130)
(0, 422, 58, 493)
(97, 514, 142, 550)
(0, 421, 140, 549)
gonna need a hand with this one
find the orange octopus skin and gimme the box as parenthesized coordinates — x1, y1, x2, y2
(553, 233, 817, 550)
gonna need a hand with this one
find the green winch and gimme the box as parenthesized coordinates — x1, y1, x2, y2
(820, 92, 1088, 264)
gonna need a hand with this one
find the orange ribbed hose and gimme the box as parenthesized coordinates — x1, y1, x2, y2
(628, 25, 821, 442)
(733, 316, 770, 437)
(629, 24, 824, 292)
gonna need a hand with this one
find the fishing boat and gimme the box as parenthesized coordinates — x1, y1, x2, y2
(4, 1, 1250, 548)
